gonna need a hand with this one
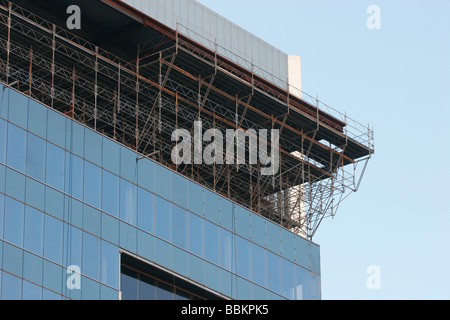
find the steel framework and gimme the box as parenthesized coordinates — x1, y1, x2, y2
(0, 0, 374, 239)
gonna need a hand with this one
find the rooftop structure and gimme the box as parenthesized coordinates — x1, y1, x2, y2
(0, 0, 373, 240)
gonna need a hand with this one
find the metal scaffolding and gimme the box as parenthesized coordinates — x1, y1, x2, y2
(0, 0, 374, 239)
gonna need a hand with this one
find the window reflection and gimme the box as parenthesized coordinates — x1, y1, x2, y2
(0, 119, 6, 164)
(171, 205, 187, 249)
(84, 162, 101, 208)
(4, 196, 25, 247)
(7, 123, 26, 172)
(267, 251, 281, 295)
(102, 171, 119, 217)
(1, 271, 22, 300)
(24, 206, 44, 256)
(26, 133, 46, 182)
(46, 143, 65, 191)
(220, 229, 233, 271)
(121, 264, 208, 301)
(236, 236, 251, 280)
(252, 244, 267, 288)
(188, 212, 204, 258)
(204, 221, 219, 265)
(66, 154, 83, 200)
(155, 197, 171, 241)
(44, 214, 63, 264)
(137, 187, 154, 233)
(120, 180, 137, 224)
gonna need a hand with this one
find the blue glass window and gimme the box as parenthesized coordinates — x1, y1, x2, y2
(5, 168, 26, 202)
(120, 147, 138, 182)
(102, 137, 120, 173)
(81, 276, 100, 301)
(22, 280, 43, 300)
(26, 177, 45, 211)
(172, 246, 188, 276)
(26, 133, 46, 181)
(46, 143, 65, 191)
(235, 236, 251, 280)
(296, 266, 311, 300)
(204, 262, 221, 293)
(8, 89, 28, 129)
(23, 251, 43, 286)
(44, 186, 64, 220)
(281, 230, 296, 262)
(219, 199, 233, 231)
(204, 190, 220, 224)
(42, 260, 63, 294)
(252, 244, 267, 288)
(43, 289, 63, 300)
(24, 206, 44, 255)
(235, 206, 251, 240)
(251, 216, 266, 247)
(101, 214, 119, 245)
(154, 197, 171, 241)
(0, 87, 9, 119)
(44, 214, 63, 264)
(28, 100, 47, 139)
(102, 170, 119, 217)
(83, 204, 101, 236)
(4, 196, 25, 247)
(65, 225, 83, 268)
(2, 242, 23, 277)
(136, 158, 154, 192)
(82, 232, 101, 281)
(154, 164, 171, 201)
(188, 212, 204, 257)
(0, 194, 4, 239)
(101, 240, 119, 289)
(188, 183, 204, 216)
(310, 243, 321, 275)
(67, 121, 84, 157)
(84, 162, 101, 208)
(84, 128, 102, 166)
(65, 154, 83, 200)
(154, 238, 171, 269)
(1, 272, 22, 300)
(137, 187, 154, 233)
(120, 179, 137, 224)
(171, 205, 187, 249)
(204, 221, 219, 265)
(46, 110, 66, 147)
(7, 123, 27, 172)
(120, 221, 137, 253)
(220, 228, 233, 271)
(266, 222, 281, 254)
(0, 118, 7, 164)
(267, 251, 281, 294)
(171, 173, 187, 208)
(282, 259, 296, 300)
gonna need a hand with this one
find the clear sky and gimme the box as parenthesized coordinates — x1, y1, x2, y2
(197, 0, 450, 300)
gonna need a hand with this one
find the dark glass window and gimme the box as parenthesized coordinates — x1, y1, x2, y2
(121, 254, 222, 300)
(121, 266, 139, 301)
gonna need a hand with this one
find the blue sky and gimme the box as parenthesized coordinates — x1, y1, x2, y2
(197, 0, 450, 300)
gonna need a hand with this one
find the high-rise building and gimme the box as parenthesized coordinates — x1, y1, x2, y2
(0, 0, 373, 300)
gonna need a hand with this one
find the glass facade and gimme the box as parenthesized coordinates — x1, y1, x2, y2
(0, 85, 321, 300)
